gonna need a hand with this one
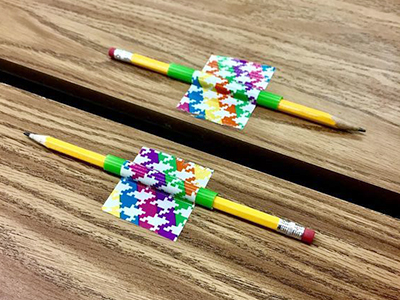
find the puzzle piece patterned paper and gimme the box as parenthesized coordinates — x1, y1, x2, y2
(102, 147, 214, 241)
(177, 55, 275, 129)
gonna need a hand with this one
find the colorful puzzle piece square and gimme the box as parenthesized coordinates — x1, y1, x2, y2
(102, 147, 214, 241)
(177, 55, 275, 129)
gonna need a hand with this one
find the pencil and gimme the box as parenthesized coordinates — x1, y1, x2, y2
(109, 47, 365, 132)
(25, 132, 315, 244)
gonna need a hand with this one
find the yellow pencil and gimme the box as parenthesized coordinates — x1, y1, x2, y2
(25, 132, 316, 244)
(109, 48, 365, 132)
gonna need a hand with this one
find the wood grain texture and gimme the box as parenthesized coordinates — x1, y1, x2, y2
(1, 83, 399, 300)
(0, 0, 399, 197)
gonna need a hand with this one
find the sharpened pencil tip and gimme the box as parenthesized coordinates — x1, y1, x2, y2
(24, 131, 32, 137)
(358, 128, 366, 133)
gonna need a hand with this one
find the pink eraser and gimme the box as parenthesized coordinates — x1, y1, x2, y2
(108, 47, 116, 58)
(301, 228, 315, 244)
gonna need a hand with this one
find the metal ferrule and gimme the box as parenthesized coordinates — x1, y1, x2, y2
(277, 219, 305, 240)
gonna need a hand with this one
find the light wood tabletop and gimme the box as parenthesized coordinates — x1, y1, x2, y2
(1, 83, 399, 300)
(0, 0, 399, 205)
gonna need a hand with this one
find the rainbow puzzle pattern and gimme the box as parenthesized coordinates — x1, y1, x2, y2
(177, 55, 275, 129)
(102, 147, 213, 241)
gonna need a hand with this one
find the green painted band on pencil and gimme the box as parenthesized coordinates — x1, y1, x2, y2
(104, 154, 126, 176)
(256, 91, 282, 110)
(195, 188, 217, 209)
(168, 63, 195, 84)
(223, 90, 282, 110)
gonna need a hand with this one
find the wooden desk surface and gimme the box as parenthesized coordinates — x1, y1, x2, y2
(1, 0, 400, 199)
(1, 84, 400, 300)
(1, 1, 400, 299)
